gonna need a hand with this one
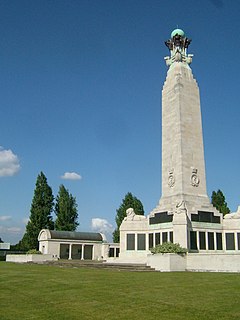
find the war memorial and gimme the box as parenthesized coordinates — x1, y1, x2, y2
(118, 29, 240, 271)
(8, 29, 240, 272)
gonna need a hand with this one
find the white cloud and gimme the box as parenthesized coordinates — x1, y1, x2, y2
(61, 172, 82, 180)
(7, 227, 22, 233)
(0, 225, 22, 234)
(0, 215, 12, 221)
(91, 218, 114, 235)
(0, 147, 20, 177)
(0, 225, 23, 244)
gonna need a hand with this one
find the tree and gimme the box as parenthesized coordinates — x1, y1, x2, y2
(211, 189, 230, 215)
(55, 184, 79, 231)
(21, 172, 54, 250)
(113, 192, 144, 243)
(0, 238, 3, 243)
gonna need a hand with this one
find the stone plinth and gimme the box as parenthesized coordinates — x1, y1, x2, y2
(147, 253, 186, 271)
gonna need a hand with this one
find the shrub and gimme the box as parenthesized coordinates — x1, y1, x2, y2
(26, 249, 42, 254)
(150, 242, 187, 254)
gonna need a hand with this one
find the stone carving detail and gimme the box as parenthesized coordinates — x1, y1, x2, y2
(168, 169, 175, 188)
(126, 208, 135, 217)
(224, 206, 240, 219)
(175, 200, 187, 214)
(191, 168, 200, 187)
(164, 31, 193, 67)
(124, 208, 147, 222)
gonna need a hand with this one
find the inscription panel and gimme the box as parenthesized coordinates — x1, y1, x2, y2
(149, 212, 173, 225)
(191, 211, 220, 224)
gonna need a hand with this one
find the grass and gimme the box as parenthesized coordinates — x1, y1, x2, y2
(0, 262, 240, 320)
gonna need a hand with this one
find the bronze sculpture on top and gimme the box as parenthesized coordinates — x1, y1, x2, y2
(164, 28, 193, 66)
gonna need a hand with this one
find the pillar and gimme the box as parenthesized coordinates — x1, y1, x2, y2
(81, 244, 85, 260)
(68, 244, 72, 260)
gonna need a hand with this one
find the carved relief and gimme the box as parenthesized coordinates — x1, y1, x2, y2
(168, 169, 175, 188)
(124, 208, 147, 222)
(224, 206, 240, 219)
(191, 168, 200, 187)
(175, 200, 187, 214)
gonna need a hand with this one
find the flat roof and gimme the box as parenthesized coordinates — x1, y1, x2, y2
(49, 230, 103, 242)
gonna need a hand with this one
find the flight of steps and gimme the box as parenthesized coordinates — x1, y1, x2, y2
(41, 260, 156, 272)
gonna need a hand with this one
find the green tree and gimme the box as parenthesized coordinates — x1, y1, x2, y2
(55, 184, 79, 231)
(211, 189, 230, 215)
(21, 172, 54, 250)
(113, 192, 144, 243)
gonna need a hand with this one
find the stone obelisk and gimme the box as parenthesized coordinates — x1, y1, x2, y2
(152, 29, 216, 218)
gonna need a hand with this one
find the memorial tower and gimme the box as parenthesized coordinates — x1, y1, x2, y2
(149, 29, 221, 248)
(152, 28, 217, 213)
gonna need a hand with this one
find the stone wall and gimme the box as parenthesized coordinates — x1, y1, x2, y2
(6, 254, 57, 263)
(147, 253, 186, 271)
(187, 253, 240, 272)
(146, 252, 240, 272)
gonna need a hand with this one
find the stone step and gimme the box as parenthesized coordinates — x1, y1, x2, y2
(41, 260, 156, 271)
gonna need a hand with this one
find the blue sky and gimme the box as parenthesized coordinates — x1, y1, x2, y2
(0, 0, 239, 244)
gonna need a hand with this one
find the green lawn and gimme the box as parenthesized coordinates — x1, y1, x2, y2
(0, 262, 240, 320)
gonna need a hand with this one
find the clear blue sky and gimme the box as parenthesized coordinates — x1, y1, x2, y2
(1, 0, 239, 244)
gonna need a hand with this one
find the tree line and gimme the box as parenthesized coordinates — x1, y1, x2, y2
(15, 171, 78, 251)
(8, 175, 231, 249)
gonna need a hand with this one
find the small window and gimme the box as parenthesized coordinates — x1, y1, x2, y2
(116, 248, 120, 257)
(155, 233, 160, 245)
(127, 234, 135, 250)
(149, 233, 153, 249)
(208, 232, 214, 250)
(137, 234, 146, 250)
(238, 233, 240, 250)
(169, 232, 173, 243)
(216, 233, 223, 250)
(162, 232, 168, 243)
(109, 248, 114, 257)
(199, 232, 206, 250)
(190, 231, 197, 250)
(226, 233, 235, 250)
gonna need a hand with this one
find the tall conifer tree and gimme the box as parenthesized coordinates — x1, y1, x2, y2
(211, 189, 230, 215)
(55, 184, 79, 231)
(113, 192, 144, 243)
(22, 172, 54, 250)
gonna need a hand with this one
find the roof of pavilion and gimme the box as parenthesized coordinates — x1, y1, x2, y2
(49, 230, 103, 241)
(38, 229, 104, 242)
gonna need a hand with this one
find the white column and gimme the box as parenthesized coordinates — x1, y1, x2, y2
(206, 232, 209, 251)
(196, 231, 199, 251)
(68, 244, 72, 260)
(202, 232, 207, 250)
(213, 232, 217, 251)
(81, 244, 85, 260)
(222, 232, 226, 251)
(146, 233, 149, 251)
(234, 232, 238, 252)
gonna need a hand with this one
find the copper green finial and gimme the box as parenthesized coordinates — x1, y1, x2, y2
(171, 28, 185, 38)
